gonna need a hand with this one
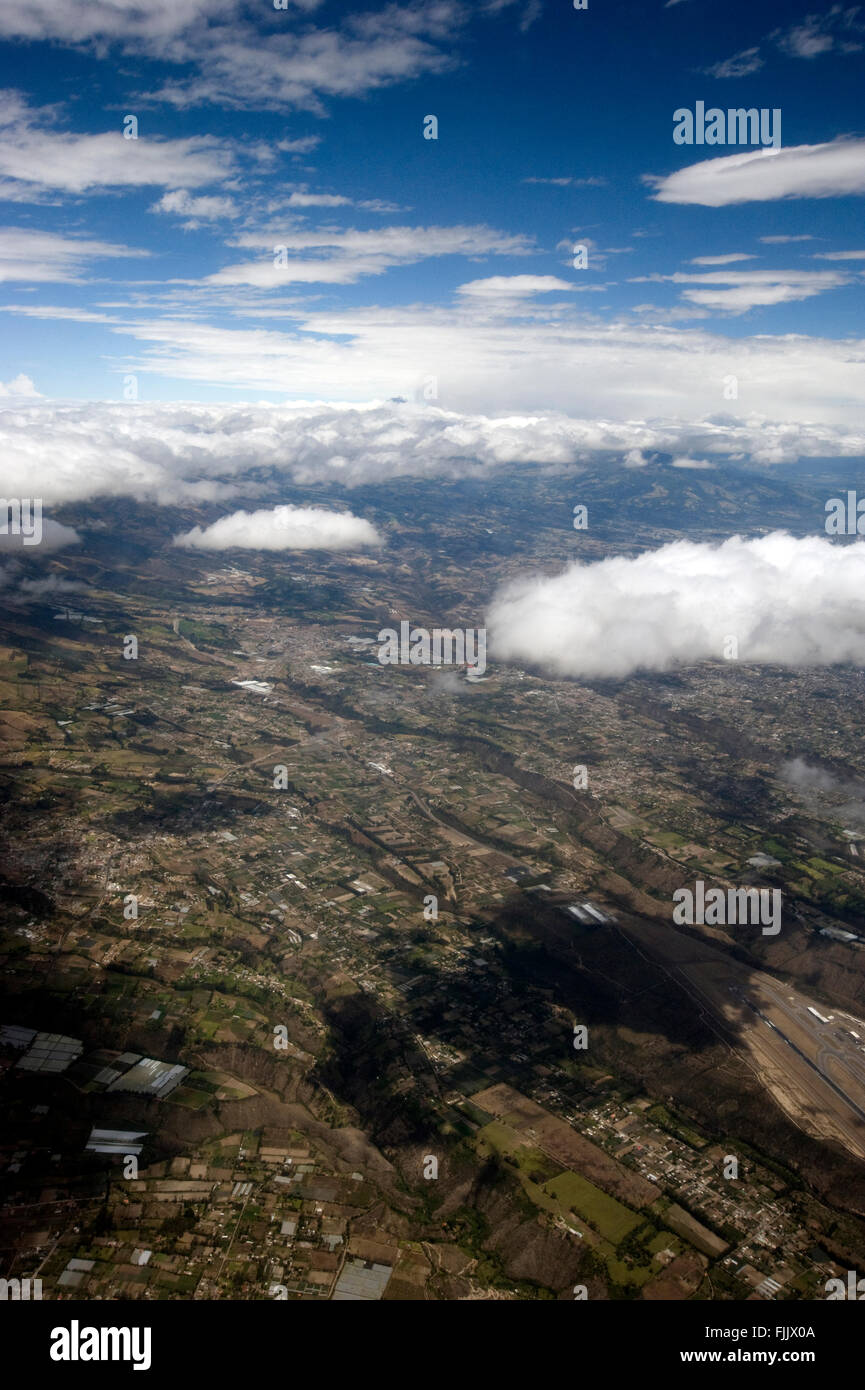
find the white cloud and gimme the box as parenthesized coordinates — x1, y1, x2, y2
(0, 91, 235, 199)
(2, 401, 865, 515)
(633, 267, 849, 313)
(81, 298, 865, 427)
(0, 0, 243, 45)
(210, 223, 534, 287)
(647, 140, 865, 206)
(358, 198, 408, 214)
(813, 249, 865, 260)
(276, 136, 322, 155)
(0, 372, 39, 396)
(0, 2, 453, 115)
(760, 234, 815, 243)
(0, 304, 114, 323)
(286, 191, 352, 207)
(0, 226, 146, 283)
(141, 4, 464, 114)
(9, 272, 865, 429)
(689, 254, 756, 265)
(232, 221, 534, 260)
(486, 533, 865, 679)
(457, 275, 575, 298)
(173, 503, 382, 551)
(150, 189, 239, 224)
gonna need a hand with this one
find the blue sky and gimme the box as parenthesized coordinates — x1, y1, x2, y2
(0, 0, 863, 451)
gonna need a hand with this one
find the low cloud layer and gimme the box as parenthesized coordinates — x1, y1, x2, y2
(3, 401, 865, 511)
(0, 517, 80, 551)
(780, 757, 865, 829)
(173, 503, 382, 551)
(487, 533, 865, 679)
(780, 757, 841, 794)
(0, 564, 87, 596)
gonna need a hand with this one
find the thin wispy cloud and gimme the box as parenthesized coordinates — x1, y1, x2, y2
(209, 224, 534, 288)
(706, 6, 864, 83)
(632, 266, 848, 312)
(703, 47, 764, 78)
(522, 176, 607, 187)
(0, 227, 147, 283)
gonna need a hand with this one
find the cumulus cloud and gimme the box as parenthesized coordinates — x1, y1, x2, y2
(486, 533, 865, 679)
(173, 503, 382, 551)
(646, 140, 865, 206)
(150, 189, 239, 226)
(0, 372, 39, 396)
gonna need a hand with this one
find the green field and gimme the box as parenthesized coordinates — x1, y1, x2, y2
(169, 1087, 212, 1109)
(542, 1171, 641, 1244)
(476, 1121, 560, 1181)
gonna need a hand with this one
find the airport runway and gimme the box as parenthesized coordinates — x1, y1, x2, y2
(612, 909, 865, 1162)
